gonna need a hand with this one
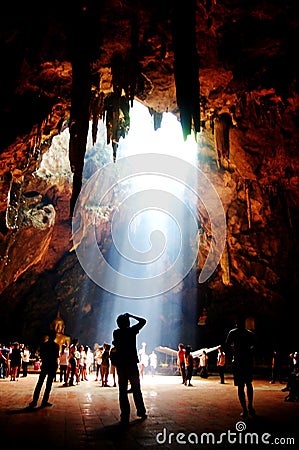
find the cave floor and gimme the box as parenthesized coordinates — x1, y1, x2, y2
(0, 373, 298, 449)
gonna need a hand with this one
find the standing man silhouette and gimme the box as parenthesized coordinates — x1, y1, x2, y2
(29, 329, 59, 408)
(226, 316, 256, 418)
(112, 313, 147, 425)
(177, 343, 186, 385)
(217, 346, 226, 384)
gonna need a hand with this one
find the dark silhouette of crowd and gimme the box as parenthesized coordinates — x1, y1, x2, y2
(1, 312, 298, 422)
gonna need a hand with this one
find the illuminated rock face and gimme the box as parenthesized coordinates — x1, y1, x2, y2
(0, 1, 298, 351)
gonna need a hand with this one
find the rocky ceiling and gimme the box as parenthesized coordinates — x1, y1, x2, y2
(0, 1, 299, 352)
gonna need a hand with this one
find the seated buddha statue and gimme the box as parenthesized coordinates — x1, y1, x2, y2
(50, 311, 71, 350)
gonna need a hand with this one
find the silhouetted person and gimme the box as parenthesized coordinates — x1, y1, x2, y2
(9, 342, 22, 381)
(185, 345, 194, 386)
(270, 349, 283, 384)
(284, 352, 299, 401)
(199, 350, 209, 378)
(149, 350, 158, 376)
(21, 345, 31, 378)
(29, 329, 59, 408)
(217, 346, 226, 384)
(226, 317, 256, 418)
(100, 343, 111, 387)
(66, 338, 80, 386)
(112, 313, 147, 425)
(177, 343, 186, 385)
(282, 351, 299, 396)
(138, 341, 148, 379)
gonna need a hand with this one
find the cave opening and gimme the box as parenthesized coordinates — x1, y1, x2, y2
(69, 100, 202, 351)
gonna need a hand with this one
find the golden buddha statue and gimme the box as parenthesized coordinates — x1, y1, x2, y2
(50, 310, 71, 350)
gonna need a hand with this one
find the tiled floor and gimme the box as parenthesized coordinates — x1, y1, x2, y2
(0, 373, 298, 449)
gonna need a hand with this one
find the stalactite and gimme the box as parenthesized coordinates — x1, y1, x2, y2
(68, 2, 95, 217)
(69, 56, 91, 216)
(200, 95, 208, 118)
(6, 176, 24, 229)
(68, 0, 103, 217)
(148, 108, 163, 130)
(220, 242, 230, 286)
(214, 112, 232, 169)
(24, 123, 45, 171)
(172, 0, 201, 140)
(89, 3, 142, 163)
(90, 91, 104, 146)
(236, 91, 284, 129)
(245, 179, 252, 230)
(128, 0, 140, 107)
(104, 92, 130, 162)
(109, 51, 141, 161)
(5, 122, 45, 230)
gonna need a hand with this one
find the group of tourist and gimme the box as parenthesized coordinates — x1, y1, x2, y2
(0, 341, 31, 380)
(1, 312, 150, 424)
(0, 337, 156, 387)
(176, 318, 299, 418)
(177, 343, 195, 386)
(27, 312, 148, 426)
(177, 344, 224, 387)
(2, 313, 299, 424)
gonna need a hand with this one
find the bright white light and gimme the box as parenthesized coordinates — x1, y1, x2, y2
(117, 101, 198, 165)
(116, 102, 199, 260)
(74, 101, 202, 351)
(104, 102, 199, 349)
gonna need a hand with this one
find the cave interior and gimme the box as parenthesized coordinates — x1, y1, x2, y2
(0, 1, 299, 363)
